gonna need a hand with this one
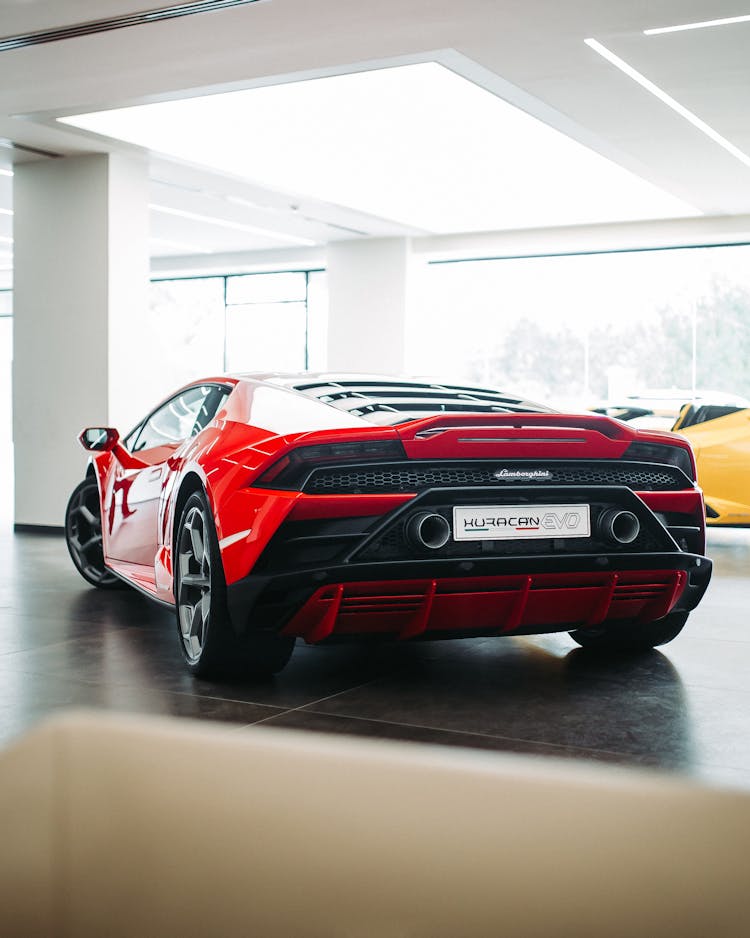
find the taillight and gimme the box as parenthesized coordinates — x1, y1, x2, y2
(254, 439, 407, 489)
(624, 441, 695, 482)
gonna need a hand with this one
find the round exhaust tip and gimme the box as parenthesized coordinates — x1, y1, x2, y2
(598, 509, 640, 545)
(406, 511, 451, 550)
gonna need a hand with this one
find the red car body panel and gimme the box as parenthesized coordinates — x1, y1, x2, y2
(81, 374, 711, 646)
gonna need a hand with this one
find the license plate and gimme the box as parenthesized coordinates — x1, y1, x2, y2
(452, 504, 591, 541)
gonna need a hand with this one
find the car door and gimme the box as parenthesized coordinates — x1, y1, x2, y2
(104, 385, 216, 567)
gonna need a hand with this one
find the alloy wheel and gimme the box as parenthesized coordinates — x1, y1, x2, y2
(66, 480, 119, 586)
(177, 504, 213, 661)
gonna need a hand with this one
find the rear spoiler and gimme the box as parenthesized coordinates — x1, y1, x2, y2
(397, 412, 635, 442)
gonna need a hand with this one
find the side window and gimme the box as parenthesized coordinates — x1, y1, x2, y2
(191, 386, 231, 436)
(131, 386, 213, 453)
(122, 421, 145, 452)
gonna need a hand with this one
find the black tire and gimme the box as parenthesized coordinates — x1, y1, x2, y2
(174, 491, 295, 679)
(569, 610, 689, 652)
(65, 478, 122, 589)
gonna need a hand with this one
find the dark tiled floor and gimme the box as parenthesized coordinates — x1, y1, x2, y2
(1, 526, 749, 787)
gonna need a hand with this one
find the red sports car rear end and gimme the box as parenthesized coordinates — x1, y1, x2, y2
(68, 375, 712, 677)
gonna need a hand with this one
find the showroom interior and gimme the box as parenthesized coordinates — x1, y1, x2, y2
(1, 1, 750, 932)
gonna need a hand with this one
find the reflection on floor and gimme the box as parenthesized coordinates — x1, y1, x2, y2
(0, 526, 748, 787)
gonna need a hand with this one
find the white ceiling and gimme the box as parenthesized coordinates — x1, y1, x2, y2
(0, 0, 749, 264)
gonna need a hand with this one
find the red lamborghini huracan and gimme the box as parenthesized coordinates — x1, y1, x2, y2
(66, 374, 712, 677)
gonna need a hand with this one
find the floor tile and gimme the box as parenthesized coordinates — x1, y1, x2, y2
(0, 669, 284, 747)
(253, 708, 652, 766)
(0, 526, 748, 790)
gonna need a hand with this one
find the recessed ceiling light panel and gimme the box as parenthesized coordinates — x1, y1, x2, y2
(61, 62, 698, 233)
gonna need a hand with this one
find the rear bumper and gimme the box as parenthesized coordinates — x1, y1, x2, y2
(226, 551, 712, 643)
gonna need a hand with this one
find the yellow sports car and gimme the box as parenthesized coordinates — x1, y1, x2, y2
(673, 404, 750, 527)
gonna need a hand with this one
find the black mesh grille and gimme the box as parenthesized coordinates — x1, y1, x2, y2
(303, 461, 685, 494)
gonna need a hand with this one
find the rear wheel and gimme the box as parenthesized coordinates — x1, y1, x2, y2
(175, 491, 295, 678)
(65, 478, 121, 588)
(569, 611, 689, 652)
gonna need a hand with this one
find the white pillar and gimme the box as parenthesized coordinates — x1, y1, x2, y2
(13, 154, 149, 528)
(326, 238, 412, 375)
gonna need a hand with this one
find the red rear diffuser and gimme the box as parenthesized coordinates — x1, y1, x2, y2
(281, 569, 687, 643)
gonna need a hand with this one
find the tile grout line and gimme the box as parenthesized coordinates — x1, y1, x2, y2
(0, 660, 388, 709)
(246, 677, 384, 728)
(280, 706, 689, 764)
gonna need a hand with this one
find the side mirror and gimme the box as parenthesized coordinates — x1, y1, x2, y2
(78, 427, 120, 452)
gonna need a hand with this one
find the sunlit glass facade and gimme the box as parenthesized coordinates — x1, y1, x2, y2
(148, 269, 327, 390)
(407, 244, 750, 408)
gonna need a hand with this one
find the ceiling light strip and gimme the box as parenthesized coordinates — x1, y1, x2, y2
(0, 0, 265, 52)
(644, 13, 750, 35)
(149, 203, 317, 246)
(584, 38, 750, 169)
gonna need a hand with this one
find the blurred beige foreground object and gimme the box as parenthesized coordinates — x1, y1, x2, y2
(1, 712, 748, 938)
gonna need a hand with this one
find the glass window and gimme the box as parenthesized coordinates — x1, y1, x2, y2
(225, 272, 306, 306)
(131, 385, 213, 452)
(225, 301, 307, 372)
(409, 244, 750, 407)
(193, 385, 231, 434)
(148, 269, 327, 377)
(123, 420, 145, 452)
(148, 278, 225, 389)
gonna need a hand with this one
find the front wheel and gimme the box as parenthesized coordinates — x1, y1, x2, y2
(569, 611, 689, 652)
(65, 478, 121, 588)
(174, 491, 295, 679)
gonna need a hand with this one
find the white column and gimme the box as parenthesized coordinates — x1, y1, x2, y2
(13, 154, 149, 528)
(326, 238, 412, 375)
(105, 156, 152, 430)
